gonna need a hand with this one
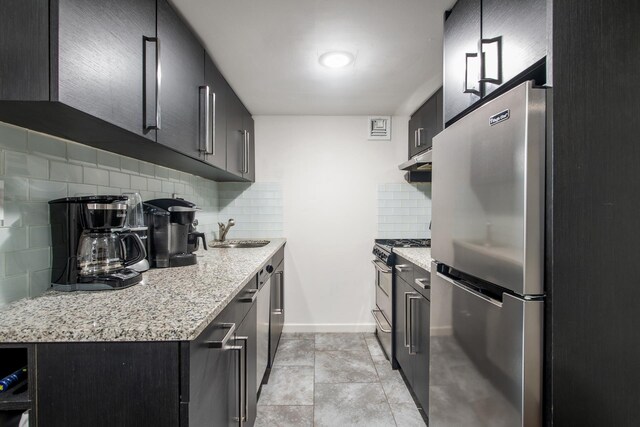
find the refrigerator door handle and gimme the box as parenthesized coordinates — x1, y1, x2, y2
(436, 272, 503, 308)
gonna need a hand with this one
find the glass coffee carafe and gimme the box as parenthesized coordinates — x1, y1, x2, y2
(77, 231, 145, 277)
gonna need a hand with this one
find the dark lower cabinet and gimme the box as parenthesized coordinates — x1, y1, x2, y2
(36, 342, 181, 427)
(394, 271, 430, 418)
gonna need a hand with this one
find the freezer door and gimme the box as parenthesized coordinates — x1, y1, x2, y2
(429, 262, 543, 427)
(431, 81, 545, 296)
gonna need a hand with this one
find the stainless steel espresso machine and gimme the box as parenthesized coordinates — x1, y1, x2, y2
(143, 198, 207, 268)
(48, 195, 147, 291)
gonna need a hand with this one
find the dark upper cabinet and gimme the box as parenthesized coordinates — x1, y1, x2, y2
(156, 0, 204, 157)
(443, 0, 481, 125)
(203, 56, 227, 170)
(55, 0, 156, 141)
(243, 106, 255, 182)
(444, 0, 546, 125)
(481, 0, 546, 97)
(226, 89, 245, 178)
(408, 87, 443, 159)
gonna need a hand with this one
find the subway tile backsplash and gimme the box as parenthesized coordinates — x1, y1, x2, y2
(377, 183, 431, 239)
(0, 121, 220, 306)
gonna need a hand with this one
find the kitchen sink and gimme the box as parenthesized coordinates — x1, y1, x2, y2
(211, 240, 270, 249)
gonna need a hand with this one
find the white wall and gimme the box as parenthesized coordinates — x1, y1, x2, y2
(254, 115, 408, 332)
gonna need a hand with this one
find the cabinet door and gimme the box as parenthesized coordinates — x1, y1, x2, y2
(443, 0, 481, 125)
(237, 302, 257, 427)
(56, 0, 156, 140)
(394, 277, 414, 381)
(157, 0, 204, 158)
(226, 89, 245, 178)
(481, 0, 546, 96)
(410, 294, 430, 413)
(203, 56, 227, 169)
(408, 112, 420, 159)
(243, 107, 255, 182)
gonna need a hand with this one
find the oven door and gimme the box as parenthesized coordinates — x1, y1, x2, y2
(372, 259, 392, 359)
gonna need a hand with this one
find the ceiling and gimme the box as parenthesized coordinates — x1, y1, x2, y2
(170, 0, 455, 116)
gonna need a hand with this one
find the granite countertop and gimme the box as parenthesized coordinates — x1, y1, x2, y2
(0, 239, 286, 343)
(393, 247, 432, 271)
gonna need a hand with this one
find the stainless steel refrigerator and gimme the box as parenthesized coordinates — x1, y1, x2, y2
(430, 81, 545, 426)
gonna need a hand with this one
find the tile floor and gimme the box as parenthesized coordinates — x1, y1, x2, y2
(256, 333, 426, 427)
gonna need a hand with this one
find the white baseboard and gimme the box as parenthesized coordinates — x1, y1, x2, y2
(282, 323, 376, 333)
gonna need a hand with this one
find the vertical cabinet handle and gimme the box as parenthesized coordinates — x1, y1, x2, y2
(408, 295, 421, 355)
(199, 86, 210, 154)
(404, 292, 411, 348)
(273, 271, 284, 314)
(417, 128, 424, 147)
(413, 129, 418, 148)
(245, 131, 251, 175)
(479, 36, 502, 84)
(208, 92, 216, 155)
(463, 52, 480, 95)
(143, 36, 161, 130)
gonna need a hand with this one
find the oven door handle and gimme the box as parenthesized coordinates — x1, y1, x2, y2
(371, 309, 391, 333)
(371, 260, 392, 274)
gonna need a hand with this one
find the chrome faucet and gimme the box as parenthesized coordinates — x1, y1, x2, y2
(218, 219, 236, 242)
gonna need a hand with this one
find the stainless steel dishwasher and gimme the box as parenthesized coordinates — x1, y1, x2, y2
(256, 263, 273, 391)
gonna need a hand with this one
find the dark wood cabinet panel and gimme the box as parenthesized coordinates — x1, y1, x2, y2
(482, 0, 546, 96)
(56, 0, 156, 140)
(204, 56, 228, 169)
(0, 0, 49, 101)
(411, 293, 430, 415)
(394, 277, 415, 382)
(156, 0, 204, 157)
(238, 302, 258, 427)
(226, 89, 245, 178)
(36, 342, 180, 427)
(443, 0, 481, 125)
(243, 107, 255, 182)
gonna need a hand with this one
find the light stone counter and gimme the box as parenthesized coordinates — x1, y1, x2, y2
(0, 239, 286, 343)
(393, 247, 432, 271)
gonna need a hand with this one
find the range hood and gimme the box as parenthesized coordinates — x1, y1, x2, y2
(398, 149, 432, 183)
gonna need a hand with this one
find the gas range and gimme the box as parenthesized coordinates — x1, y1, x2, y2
(372, 238, 431, 265)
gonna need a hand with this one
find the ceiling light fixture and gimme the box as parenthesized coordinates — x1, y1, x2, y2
(319, 51, 355, 69)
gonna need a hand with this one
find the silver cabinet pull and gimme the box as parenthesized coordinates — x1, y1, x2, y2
(371, 309, 391, 333)
(464, 52, 480, 95)
(372, 260, 391, 274)
(204, 323, 236, 349)
(479, 36, 502, 84)
(239, 288, 258, 303)
(404, 292, 411, 348)
(198, 86, 210, 153)
(245, 131, 251, 174)
(273, 271, 284, 314)
(395, 264, 411, 272)
(143, 36, 161, 130)
(414, 277, 430, 290)
(229, 336, 248, 426)
(408, 294, 421, 355)
(414, 129, 418, 148)
(208, 92, 216, 155)
(417, 127, 424, 147)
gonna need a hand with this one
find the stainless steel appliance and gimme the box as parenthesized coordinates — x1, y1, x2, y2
(372, 239, 431, 362)
(143, 198, 207, 268)
(49, 195, 146, 291)
(430, 81, 545, 426)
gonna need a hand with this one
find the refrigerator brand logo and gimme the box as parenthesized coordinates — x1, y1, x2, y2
(489, 109, 510, 126)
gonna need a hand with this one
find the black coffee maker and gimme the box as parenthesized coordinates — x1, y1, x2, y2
(49, 195, 147, 291)
(143, 198, 207, 268)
